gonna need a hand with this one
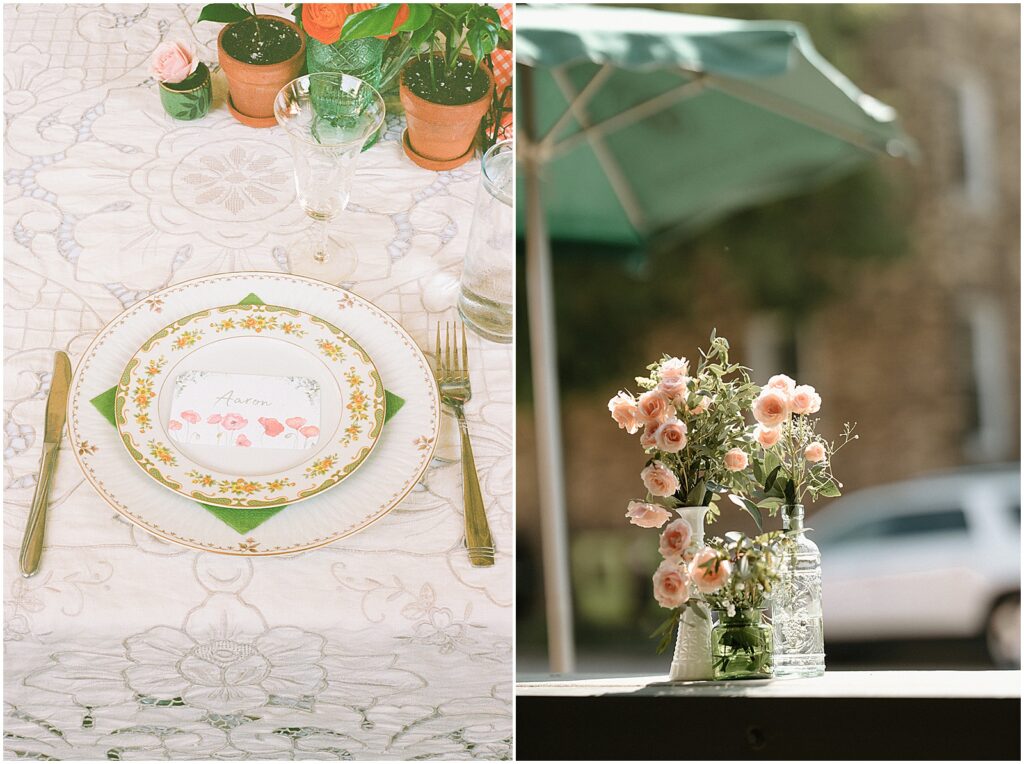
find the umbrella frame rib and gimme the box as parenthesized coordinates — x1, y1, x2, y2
(548, 72, 708, 159)
(549, 66, 651, 234)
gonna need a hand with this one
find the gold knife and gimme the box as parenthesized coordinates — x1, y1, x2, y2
(19, 351, 72, 577)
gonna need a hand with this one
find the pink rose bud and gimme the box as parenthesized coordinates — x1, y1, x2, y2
(790, 384, 822, 415)
(723, 448, 748, 472)
(658, 518, 693, 562)
(149, 41, 199, 84)
(658, 356, 689, 380)
(607, 391, 641, 434)
(625, 500, 672, 529)
(653, 418, 687, 453)
(804, 441, 826, 462)
(755, 425, 781, 447)
(236, 434, 252, 447)
(752, 389, 789, 427)
(653, 560, 691, 609)
(766, 374, 796, 394)
(637, 389, 672, 428)
(689, 548, 732, 594)
(286, 417, 307, 430)
(641, 460, 680, 498)
(640, 425, 658, 449)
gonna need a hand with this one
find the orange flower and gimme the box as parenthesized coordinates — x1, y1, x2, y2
(302, 3, 351, 45)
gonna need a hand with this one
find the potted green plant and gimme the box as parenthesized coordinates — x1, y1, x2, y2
(200, 3, 307, 127)
(337, 3, 509, 169)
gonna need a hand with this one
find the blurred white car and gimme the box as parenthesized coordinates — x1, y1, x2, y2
(812, 464, 1020, 667)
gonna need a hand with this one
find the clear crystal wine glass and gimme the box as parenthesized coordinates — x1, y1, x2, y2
(274, 73, 385, 280)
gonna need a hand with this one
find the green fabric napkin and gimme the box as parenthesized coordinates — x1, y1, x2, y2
(91, 294, 404, 535)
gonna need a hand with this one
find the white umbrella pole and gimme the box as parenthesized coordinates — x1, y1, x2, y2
(521, 65, 575, 674)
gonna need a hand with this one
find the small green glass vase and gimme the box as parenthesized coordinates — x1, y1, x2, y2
(306, 38, 386, 149)
(711, 608, 774, 680)
(159, 62, 212, 121)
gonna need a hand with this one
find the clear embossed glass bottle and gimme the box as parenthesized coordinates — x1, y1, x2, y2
(772, 504, 825, 677)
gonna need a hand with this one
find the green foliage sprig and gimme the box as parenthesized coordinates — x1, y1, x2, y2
(700, 531, 784, 612)
(339, 3, 509, 84)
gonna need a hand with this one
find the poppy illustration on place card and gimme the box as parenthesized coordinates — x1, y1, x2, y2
(168, 371, 322, 450)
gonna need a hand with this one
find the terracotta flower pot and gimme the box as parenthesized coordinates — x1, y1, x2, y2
(400, 56, 494, 170)
(217, 15, 306, 128)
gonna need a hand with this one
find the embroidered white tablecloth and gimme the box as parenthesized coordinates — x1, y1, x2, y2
(3, 4, 512, 759)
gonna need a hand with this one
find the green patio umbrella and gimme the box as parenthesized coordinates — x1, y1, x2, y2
(516, 4, 914, 672)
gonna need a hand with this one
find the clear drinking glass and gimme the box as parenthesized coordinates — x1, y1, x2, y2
(458, 139, 513, 343)
(274, 73, 385, 280)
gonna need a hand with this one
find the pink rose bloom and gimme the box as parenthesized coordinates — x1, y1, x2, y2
(805, 441, 827, 462)
(659, 357, 689, 380)
(625, 500, 672, 529)
(723, 448, 748, 472)
(752, 389, 789, 427)
(236, 434, 252, 447)
(689, 548, 732, 594)
(207, 414, 222, 424)
(286, 417, 307, 430)
(180, 410, 200, 424)
(790, 384, 822, 415)
(658, 518, 693, 562)
(608, 391, 641, 434)
(221, 413, 248, 431)
(168, 420, 182, 431)
(766, 374, 796, 394)
(149, 41, 199, 84)
(641, 461, 680, 497)
(637, 390, 672, 427)
(640, 426, 658, 449)
(657, 375, 688, 404)
(653, 560, 691, 608)
(755, 425, 781, 448)
(686, 395, 711, 415)
(299, 425, 320, 438)
(653, 418, 687, 453)
(258, 417, 284, 437)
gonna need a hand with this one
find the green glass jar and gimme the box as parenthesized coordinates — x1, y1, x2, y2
(711, 608, 774, 680)
(159, 62, 212, 121)
(306, 38, 387, 148)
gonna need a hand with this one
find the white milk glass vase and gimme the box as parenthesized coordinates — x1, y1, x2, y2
(274, 73, 385, 281)
(668, 506, 713, 681)
(772, 503, 826, 677)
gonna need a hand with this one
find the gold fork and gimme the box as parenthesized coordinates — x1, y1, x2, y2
(436, 321, 495, 567)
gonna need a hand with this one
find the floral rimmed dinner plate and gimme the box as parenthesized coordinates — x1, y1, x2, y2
(114, 303, 386, 508)
(68, 272, 439, 556)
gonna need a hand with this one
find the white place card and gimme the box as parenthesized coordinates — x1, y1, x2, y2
(168, 371, 322, 450)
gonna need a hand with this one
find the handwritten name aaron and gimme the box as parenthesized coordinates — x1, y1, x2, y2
(213, 389, 273, 408)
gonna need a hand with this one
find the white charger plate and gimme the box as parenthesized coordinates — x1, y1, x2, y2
(68, 272, 439, 555)
(114, 303, 385, 508)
